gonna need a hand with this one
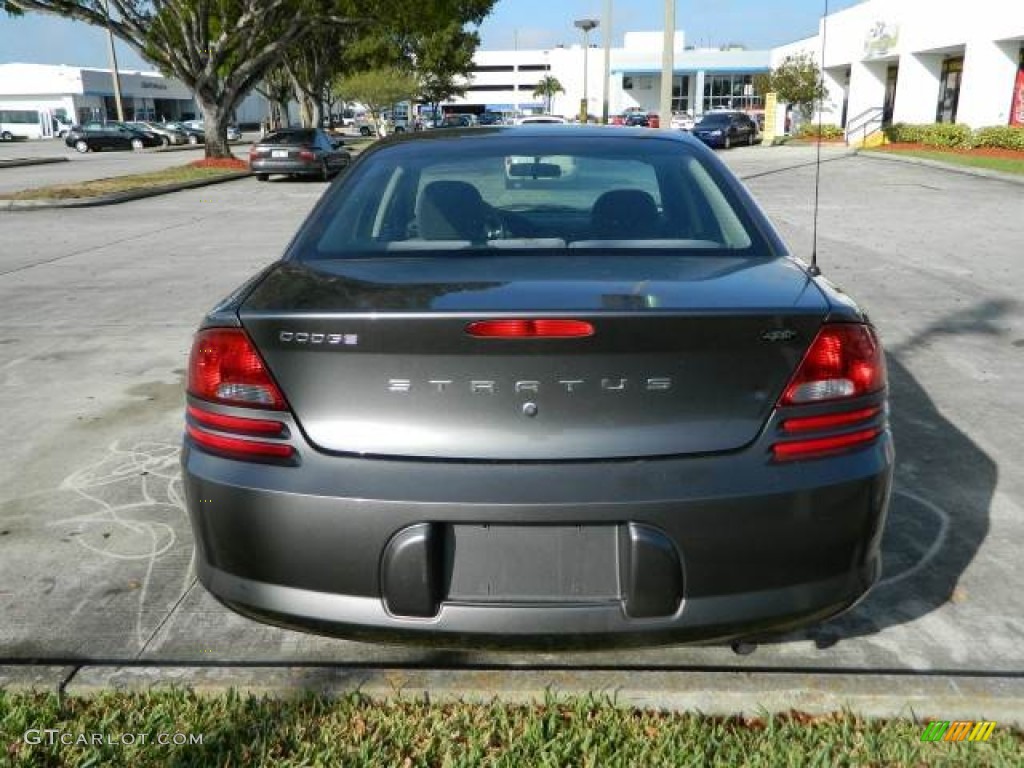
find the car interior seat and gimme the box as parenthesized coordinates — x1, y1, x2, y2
(416, 180, 488, 241)
(591, 189, 662, 239)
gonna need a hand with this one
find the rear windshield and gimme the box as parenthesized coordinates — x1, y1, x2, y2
(291, 134, 771, 260)
(698, 114, 733, 124)
(262, 130, 316, 145)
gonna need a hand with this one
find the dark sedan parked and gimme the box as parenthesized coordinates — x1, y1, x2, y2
(184, 126, 892, 649)
(164, 121, 205, 144)
(692, 111, 758, 149)
(249, 128, 351, 181)
(64, 121, 163, 153)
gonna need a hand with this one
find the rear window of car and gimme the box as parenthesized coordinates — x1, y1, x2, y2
(262, 130, 316, 145)
(291, 134, 771, 260)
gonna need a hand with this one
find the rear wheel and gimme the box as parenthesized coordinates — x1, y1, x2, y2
(0, 130, 12, 141)
(321, 160, 330, 181)
(188, 134, 198, 145)
(74, 139, 89, 153)
(256, 173, 269, 182)
(359, 126, 371, 136)
(724, 135, 732, 149)
(161, 136, 170, 147)
(131, 137, 144, 150)
(746, 131, 754, 146)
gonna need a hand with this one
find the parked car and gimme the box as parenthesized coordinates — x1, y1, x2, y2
(477, 112, 505, 126)
(670, 112, 696, 132)
(248, 128, 351, 181)
(513, 114, 568, 125)
(692, 111, 758, 148)
(436, 113, 478, 129)
(184, 126, 893, 649)
(64, 121, 163, 153)
(164, 121, 204, 145)
(126, 120, 188, 146)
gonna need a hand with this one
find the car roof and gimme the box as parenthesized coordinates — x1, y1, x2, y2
(369, 124, 703, 152)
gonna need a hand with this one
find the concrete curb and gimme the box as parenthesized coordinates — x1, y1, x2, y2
(0, 170, 251, 211)
(0, 157, 69, 169)
(855, 149, 1024, 186)
(4, 665, 1020, 725)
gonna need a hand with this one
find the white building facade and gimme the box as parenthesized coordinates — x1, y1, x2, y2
(0, 63, 198, 126)
(772, 0, 1024, 135)
(447, 31, 770, 119)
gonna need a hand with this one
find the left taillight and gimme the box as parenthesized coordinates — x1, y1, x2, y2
(186, 328, 295, 462)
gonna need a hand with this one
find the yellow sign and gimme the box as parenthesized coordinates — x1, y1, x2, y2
(762, 92, 777, 144)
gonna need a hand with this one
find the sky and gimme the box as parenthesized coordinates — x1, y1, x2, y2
(0, 1, 863, 72)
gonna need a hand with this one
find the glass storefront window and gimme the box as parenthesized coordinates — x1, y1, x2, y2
(672, 75, 690, 112)
(936, 57, 963, 123)
(702, 73, 763, 112)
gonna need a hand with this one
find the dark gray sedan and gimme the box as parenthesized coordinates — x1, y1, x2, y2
(184, 126, 892, 649)
(249, 128, 351, 181)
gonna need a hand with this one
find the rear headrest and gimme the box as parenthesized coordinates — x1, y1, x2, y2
(591, 189, 661, 239)
(417, 180, 487, 241)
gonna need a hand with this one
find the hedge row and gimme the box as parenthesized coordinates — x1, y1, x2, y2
(883, 122, 1024, 150)
(797, 123, 845, 140)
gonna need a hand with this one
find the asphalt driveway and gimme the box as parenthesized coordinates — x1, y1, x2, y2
(0, 145, 1021, 674)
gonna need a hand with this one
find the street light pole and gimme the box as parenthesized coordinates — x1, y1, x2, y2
(574, 18, 599, 122)
(659, 0, 676, 128)
(103, 0, 125, 122)
(601, 0, 612, 124)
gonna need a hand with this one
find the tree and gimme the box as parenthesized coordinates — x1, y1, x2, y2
(533, 75, 565, 113)
(256, 63, 294, 130)
(2, 0, 353, 157)
(415, 23, 478, 124)
(755, 53, 827, 120)
(2, 0, 496, 156)
(334, 67, 418, 135)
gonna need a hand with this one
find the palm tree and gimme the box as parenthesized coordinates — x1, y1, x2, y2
(532, 75, 565, 114)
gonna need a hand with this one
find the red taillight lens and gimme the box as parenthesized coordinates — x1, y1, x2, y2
(780, 324, 885, 405)
(772, 428, 882, 461)
(186, 424, 294, 460)
(248, 147, 258, 160)
(466, 319, 594, 338)
(298, 149, 315, 162)
(781, 406, 881, 433)
(186, 404, 286, 437)
(187, 328, 287, 409)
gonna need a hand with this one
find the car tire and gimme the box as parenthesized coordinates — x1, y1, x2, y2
(724, 135, 732, 149)
(359, 126, 371, 137)
(256, 173, 269, 182)
(1, 130, 12, 141)
(74, 139, 89, 153)
(161, 136, 170, 147)
(394, 126, 405, 133)
(188, 134, 198, 145)
(131, 138, 144, 150)
(321, 160, 330, 181)
(746, 131, 754, 146)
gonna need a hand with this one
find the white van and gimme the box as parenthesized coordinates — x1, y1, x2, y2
(0, 108, 72, 140)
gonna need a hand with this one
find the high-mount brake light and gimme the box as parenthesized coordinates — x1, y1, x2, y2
(187, 328, 287, 409)
(780, 324, 885, 405)
(466, 319, 594, 338)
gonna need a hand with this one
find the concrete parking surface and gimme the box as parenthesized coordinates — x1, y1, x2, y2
(0, 144, 1022, 678)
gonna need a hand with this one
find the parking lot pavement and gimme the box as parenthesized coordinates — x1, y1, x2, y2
(0, 138, 240, 195)
(1, 151, 1022, 675)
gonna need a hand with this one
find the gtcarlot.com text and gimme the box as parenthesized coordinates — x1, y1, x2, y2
(23, 729, 203, 746)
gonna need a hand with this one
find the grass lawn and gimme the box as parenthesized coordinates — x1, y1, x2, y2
(2, 690, 1021, 767)
(0, 164, 248, 201)
(866, 147, 1024, 175)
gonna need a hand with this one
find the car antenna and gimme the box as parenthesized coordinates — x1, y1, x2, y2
(808, 0, 830, 277)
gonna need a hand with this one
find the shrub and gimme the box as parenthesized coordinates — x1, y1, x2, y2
(798, 123, 845, 140)
(972, 125, 1024, 151)
(883, 123, 925, 143)
(923, 123, 973, 149)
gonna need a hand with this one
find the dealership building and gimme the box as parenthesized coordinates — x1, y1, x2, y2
(773, 0, 1024, 136)
(0, 62, 198, 128)
(1, 0, 1022, 135)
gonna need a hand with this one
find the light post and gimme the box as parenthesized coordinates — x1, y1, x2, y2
(574, 18, 599, 122)
(103, 0, 125, 121)
(601, 0, 613, 123)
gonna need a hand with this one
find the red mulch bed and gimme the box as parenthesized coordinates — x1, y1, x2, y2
(188, 157, 249, 170)
(877, 142, 1024, 160)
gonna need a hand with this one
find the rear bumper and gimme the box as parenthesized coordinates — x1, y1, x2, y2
(250, 158, 322, 175)
(182, 409, 893, 648)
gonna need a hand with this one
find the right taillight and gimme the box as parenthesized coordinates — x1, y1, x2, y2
(780, 324, 886, 405)
(772, 323, 887, 461)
